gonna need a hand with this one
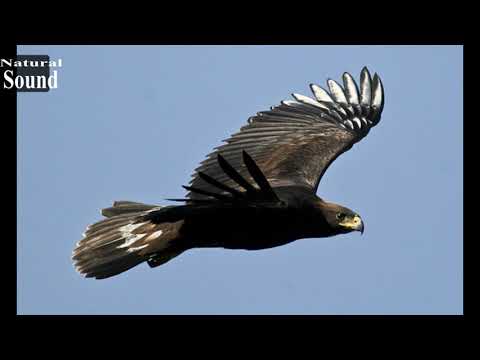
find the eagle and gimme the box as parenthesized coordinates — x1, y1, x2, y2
(72, 67, 384, 279)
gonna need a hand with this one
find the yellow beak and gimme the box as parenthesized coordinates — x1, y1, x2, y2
(339, 214, 364, 234)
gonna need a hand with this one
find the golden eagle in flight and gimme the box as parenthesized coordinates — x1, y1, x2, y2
(72, 67, 384, 279)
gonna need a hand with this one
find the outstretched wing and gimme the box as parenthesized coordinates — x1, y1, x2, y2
(187, 67, 384, 199)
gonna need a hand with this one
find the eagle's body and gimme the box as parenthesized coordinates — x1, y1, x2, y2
(73, 67, 384, 279)
(177, 187, 350, 251)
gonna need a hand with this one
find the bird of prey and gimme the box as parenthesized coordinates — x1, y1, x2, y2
(72, 67, 384, 279)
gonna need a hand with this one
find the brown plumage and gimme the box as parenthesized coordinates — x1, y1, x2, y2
(72, 67, 384, 279)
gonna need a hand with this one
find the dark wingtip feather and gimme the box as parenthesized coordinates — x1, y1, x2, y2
(217, 153, 257, 193)
(182, 185, 233, 201)
(197, 170, 244, 198)
(242, 151, 278, 200)
(359, 67, 372, 116)
(165, 198, 191, 202)
(370, 73, 384, 124)
(165, 198, 217, 203)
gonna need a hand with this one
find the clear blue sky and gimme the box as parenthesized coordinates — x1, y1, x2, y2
(17, 45, 463, 314)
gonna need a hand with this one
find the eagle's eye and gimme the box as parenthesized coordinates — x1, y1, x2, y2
(336, 213, 346, 221)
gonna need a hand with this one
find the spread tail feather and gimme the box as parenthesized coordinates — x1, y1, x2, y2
(72, 201, 183, 279)
(101, 200, 160, 218)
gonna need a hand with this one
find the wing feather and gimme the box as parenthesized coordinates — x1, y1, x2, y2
(187, 68, 384, 198)
(360, 67, 372, 117)
(342, 72, 362, 116)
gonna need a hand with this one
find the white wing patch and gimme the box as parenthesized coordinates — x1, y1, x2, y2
(118, 222, 146, 248)
(127, 244, 149, 253)
(117, 224, 164, 251)
(145, 230, 163, 241)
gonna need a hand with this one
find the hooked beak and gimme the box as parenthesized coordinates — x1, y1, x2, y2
(340, 214, 364, 235)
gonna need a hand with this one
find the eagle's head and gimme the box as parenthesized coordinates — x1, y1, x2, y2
(316, 200, 364, 235)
